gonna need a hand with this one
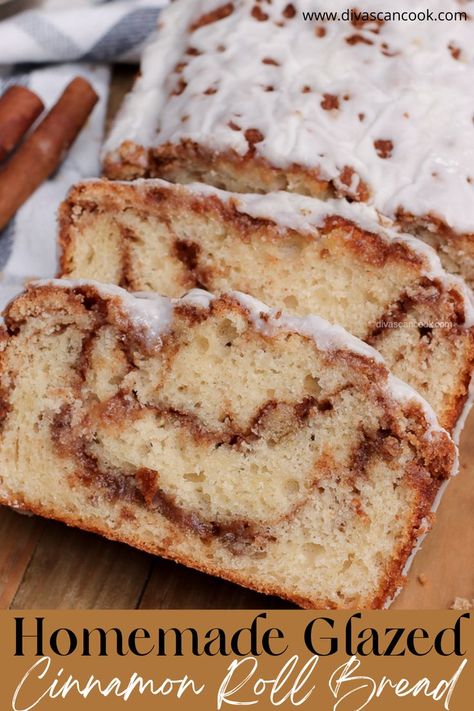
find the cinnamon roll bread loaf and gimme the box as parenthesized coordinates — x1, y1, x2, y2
(102, 0, 474, 284)
(0, 280, 456, 608)
(59, 179, 474, 435)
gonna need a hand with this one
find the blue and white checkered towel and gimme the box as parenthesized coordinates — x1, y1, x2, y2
(0, 0, 169, 308)
(0, 0, 167, 64)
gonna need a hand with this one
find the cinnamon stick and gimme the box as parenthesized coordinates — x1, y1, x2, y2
(0, 77, 99, 232)
(0, 85, 44, 161)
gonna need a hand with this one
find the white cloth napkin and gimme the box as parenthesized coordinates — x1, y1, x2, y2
(0, 0, 169, 309)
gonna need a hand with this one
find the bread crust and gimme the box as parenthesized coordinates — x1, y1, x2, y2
(103, 138, 370, 202)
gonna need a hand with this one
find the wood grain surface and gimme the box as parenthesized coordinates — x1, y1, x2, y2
(0, 66, 472, 611)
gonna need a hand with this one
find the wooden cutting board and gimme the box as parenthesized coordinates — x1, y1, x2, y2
(0, 67, 472, 610)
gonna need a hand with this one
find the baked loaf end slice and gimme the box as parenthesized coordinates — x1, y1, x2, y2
(0, 280, 456, 609)
(101, 0, 474, 284)
(59, 179, 474, 435)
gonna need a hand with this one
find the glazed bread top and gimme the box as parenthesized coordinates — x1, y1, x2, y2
(103, 0, 474, 234)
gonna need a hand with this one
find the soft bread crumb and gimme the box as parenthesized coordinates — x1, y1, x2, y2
(0, 281, 456, 609)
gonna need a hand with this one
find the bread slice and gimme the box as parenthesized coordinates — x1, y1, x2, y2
(0, 280, 456, 609)
(101, 0, 474, 284)
(59, 179, 474, 435)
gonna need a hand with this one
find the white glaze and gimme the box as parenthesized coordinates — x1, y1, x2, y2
(452, 376, 474, 445)
(104, 0, 474, 236)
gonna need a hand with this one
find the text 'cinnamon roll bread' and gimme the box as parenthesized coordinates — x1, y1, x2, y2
(59, 179, 474, 435)
(0, 280, 456, 609)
